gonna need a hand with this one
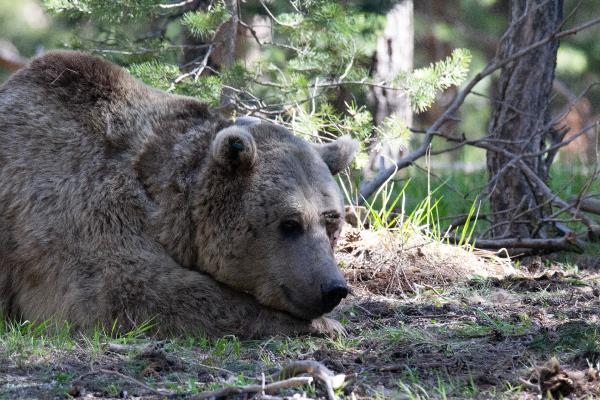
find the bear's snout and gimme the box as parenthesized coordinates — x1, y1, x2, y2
(320, 281, 348, 313)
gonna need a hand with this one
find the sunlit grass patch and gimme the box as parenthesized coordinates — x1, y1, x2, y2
(529, 321, 600, 356)
(0, 319, 74, 365)
(449, 312, 532, 339)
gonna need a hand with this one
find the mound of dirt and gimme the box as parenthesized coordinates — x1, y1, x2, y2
(337, 225, 518, 296)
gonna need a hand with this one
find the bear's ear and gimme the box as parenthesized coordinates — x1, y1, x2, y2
(313, 135, 358, 175)
(210, 126, 257, 172)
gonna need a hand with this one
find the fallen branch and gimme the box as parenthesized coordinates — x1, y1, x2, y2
(189, 376, 313, 400)
(571, 197, 600, 216)
(108, 342, 160, 354)
(469, 237, 580, 252)
(159, 0, 195, 8)
(517, 159, 600, 238)
(518, 378, 540, 392)
(445, 213, 489, 231)
(272, 360, 346, 400)
(429, 129, 600, 239)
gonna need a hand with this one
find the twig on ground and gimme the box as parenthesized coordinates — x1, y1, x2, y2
(107, 342, 160, 354)
(420, 284, 452, 300)
(273, 360, 346, 400)
(519, 378, 540, 391)
(466, 237, 580, 252)
(159, 0, 195, 8)
(189, 376, 313, 400)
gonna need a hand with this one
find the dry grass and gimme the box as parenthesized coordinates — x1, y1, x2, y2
(337, 225, 516, 296)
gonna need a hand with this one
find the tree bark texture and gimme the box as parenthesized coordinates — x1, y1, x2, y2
(215, 0, 239, 108)
(367, 0, 413, 173)
(371, 0, 413, 126)
(486, 0, 563, 239)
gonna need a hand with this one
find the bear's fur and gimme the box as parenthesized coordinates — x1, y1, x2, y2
(0, 51, 357, 338)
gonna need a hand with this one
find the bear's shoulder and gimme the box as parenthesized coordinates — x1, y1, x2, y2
(4, 51, 135, 105)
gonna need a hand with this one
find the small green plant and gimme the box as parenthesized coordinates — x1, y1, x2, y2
(182, 1, 230, 40)
(452, 320, 492, 338)
(107, 383, 120, 397)
(455, 200, 481, 247)
(529, 321, 600, 354)
(360, 179, 411, 230)
(473, 309, 532, 336)
(211, 335, 241, 358)
(0, 318, 76, 365)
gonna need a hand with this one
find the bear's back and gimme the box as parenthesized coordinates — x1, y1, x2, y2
(0, 52, 193, 255)
(0, 51, 156, 169)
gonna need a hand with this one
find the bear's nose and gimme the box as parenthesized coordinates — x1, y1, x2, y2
(320, 281, 348, 313)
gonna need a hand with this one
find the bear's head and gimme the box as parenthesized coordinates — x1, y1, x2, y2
(137, 117, 357, 321)
(199, 121, 357, 320)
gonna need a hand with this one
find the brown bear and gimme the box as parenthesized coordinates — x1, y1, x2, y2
(0, 51, 357, 338)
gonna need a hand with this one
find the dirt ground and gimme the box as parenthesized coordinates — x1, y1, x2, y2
(2, 227, 600, 399)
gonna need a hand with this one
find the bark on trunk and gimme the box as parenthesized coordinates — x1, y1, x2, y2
(371, 0, 413, 126)
(367, 0, 413, 173)
(215, 0, 239, 108)
(486, 0, 563, 239)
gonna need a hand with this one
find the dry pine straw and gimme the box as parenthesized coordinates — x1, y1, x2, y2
(336, 225, 517, 296)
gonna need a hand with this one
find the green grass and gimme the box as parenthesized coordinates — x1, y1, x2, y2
(2, 262, 600, 399)
(529, 321, 600, 355)
(0, 319, 75, 364)
(360, 160, 600, 238)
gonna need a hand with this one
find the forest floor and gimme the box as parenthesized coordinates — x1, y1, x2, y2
(2, 227, 600, 399)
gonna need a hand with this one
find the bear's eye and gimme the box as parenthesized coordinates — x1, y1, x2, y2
(323, 211, 340, 222)
(279, 220, 303, 237)
(323, 212, 341, 237)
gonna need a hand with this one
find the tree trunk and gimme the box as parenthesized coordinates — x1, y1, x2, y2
(213, 0, 239, 108)
(367, 0, 413, 173)
(371, 0, 413, 126)
(486, 0, 563, 239)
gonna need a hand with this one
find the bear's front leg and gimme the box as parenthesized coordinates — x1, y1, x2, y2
(101, 256, 343, 339)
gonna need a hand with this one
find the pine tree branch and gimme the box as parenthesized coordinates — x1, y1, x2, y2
(357, 14, 600, 204)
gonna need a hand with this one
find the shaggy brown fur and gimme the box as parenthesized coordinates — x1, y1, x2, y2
(0, 51, 357, 338)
